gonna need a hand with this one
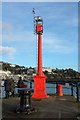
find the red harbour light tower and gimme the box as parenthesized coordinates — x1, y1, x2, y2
(32, 15, 49, 99)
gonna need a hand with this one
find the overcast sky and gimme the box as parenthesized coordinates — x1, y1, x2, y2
(1, 2, 78, 71)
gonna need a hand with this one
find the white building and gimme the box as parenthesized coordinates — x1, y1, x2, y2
(0, 70, 11, 79)
(42, 67, 52, 73)
(10, 64, 15, 67)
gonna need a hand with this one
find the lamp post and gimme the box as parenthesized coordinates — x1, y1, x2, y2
(32, 16, 48, 99)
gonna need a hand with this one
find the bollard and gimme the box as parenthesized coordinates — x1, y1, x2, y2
(19, 90, 26, 111)
(16, 88, 35, 114)
(58, 84, 63, 96)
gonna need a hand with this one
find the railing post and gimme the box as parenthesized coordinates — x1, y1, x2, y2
(30, 81, 32, 88)
(56, 83, 58, 94)
(71, 84, 73, 96)
(76, 84, 79, 102)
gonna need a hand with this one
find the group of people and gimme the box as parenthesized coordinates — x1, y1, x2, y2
(4, 76, 27, 99)
(4, 77, 15, 98)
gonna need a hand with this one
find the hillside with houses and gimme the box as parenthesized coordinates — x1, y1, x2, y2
(0, 61, 80, 83)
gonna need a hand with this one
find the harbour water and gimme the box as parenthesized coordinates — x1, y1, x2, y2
(0, 82, 80, 100)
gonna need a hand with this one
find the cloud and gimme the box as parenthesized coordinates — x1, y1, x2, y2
(63, 17, 78, 27)
(0, 21, 2, 30)
(2, 22, 13, 33)
(2, 30, 77, 55)
(2, 2, 77, 56)
(2, 30, 34, 43)
(0, 45, 16, 56)
(2, 30, 36, 58)
(43, 3, 78, 28)
(43, 33, 76, 54)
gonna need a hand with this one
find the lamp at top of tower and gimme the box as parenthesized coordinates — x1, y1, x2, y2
(35, 16, 43, 22)
(34, 16, 43, 34)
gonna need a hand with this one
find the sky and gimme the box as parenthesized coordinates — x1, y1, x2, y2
(1, 2, 78, 71)
(1, 0, 79, 2)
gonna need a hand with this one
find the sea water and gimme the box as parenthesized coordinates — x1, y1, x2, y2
(0, 82, 80, 100)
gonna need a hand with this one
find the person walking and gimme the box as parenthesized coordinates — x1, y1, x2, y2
(10, 78, 15, 97)
(4, 77, 11, 98)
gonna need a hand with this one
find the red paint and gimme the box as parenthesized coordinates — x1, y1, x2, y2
(38, 34, 43, 76)
(32, 17, 48, 99)
(23, 84, 27, 88)
(32, 75, 48, 99)
(58, 84, 63, 96)
(36, 24, 43, 34)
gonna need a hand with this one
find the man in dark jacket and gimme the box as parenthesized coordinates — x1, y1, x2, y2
(17, 77, 24, 96)
(4, 77, 11, 98)
(17, 77, 23, 88)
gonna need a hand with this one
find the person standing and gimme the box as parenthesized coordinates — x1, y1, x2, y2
(17, 77, 23, 88)
(4, 77, 11, 98)
(17, 77, 24, 95)
(10, 78, 15, 97)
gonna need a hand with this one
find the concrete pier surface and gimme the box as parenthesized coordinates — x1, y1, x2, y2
(2, 94, 80, 119)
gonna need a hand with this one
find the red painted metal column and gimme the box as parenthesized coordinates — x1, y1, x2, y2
(38, 34, 43, 76)
(32, 16, 48, 99)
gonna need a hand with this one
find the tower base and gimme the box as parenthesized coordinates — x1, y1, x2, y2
(32, 75, 49, 99)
